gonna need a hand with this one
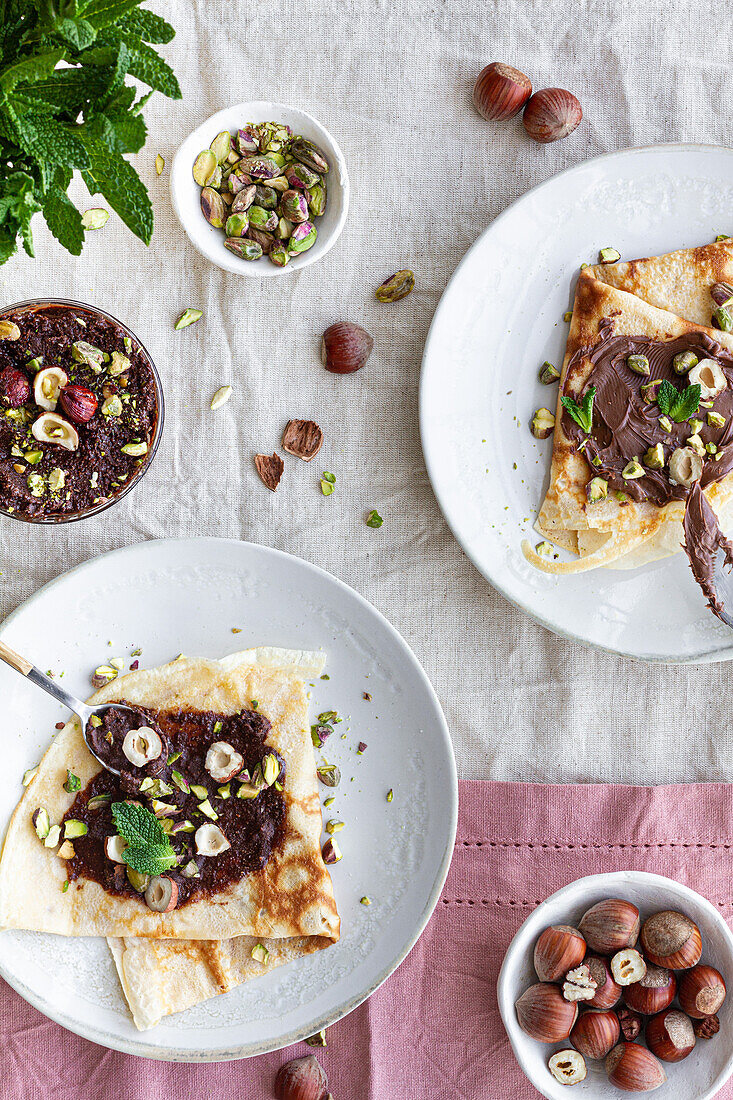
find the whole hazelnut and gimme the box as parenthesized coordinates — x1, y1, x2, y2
(59, 383, 98, 424)
(472, 62, 532, 121)
(615, 1004, 642, 1042)
(578, 899, 640, 955)
(645, 1009, 696, 1063)
(623, 965, 676, 1015)
(570, 1008, 620, 1060)
(0, 365, 30, 408)
(321, 321, 373, 375)
(533, 924, 585, 982)
(274, 1054, 328, 1100)
(523, 87, 583, 144)
(678, 964, 727, 1019)
(640, 910, 702, 970)
(586, 955, 622, 1009)
(515, 982, 578, 1042)
(605, 1043, 666, 1092)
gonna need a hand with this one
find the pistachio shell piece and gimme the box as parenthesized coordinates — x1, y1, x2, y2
(200, 187, 225, 228)
(376, 269, 415, 303)
(193, 149, 218, 186)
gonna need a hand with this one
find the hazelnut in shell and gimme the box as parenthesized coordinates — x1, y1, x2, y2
(578, 898, 640, 955)
(645, 1009, 696, 1063)
(523, 87, 582, 144)
(569, 1008, 620, 1060)
(472, 62, 532, 121)
(533, 924, 586, 983)
(605, 1042, 666, 1092)
(321, 321, 373, 375)
(515, 982, 578, 1042)
(274, 1054, 328, 1100)
(548, 1050, 587, 1086)
(586, 955, 622, 1009)
(677, 964, 726, 1019)
(640, 910, 702, 970)
(623, 965, 676, 1015)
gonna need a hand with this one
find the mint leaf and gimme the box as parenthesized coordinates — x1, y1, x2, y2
(118, 8, 175, 43)
(657, 379, 701, 422)
(111, 800, 176, 876)
(561, 386, 596, 434)
(41, 183, 84, 254)
(81, 133, 153, 244)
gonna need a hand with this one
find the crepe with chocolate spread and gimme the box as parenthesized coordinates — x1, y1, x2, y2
(0, 650, 340, 955)
(525, 244, 733, 593)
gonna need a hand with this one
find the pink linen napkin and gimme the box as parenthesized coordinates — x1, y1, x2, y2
(4, 780, 733, 1099)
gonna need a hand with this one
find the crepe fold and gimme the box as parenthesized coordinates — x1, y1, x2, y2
(526, 242, 733, 573)
(0, 648, 340, 945)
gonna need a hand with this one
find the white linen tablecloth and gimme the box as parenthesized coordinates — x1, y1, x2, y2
(0, 0, 729, 784)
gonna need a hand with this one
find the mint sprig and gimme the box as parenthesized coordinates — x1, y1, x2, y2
(111, 801, 176, 877)
(561, 386, 596, 434)
(0, 1, 180, 263)
(657, 380, 701, 423)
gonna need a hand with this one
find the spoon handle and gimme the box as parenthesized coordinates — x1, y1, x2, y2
(0, 640, 33, 676)
(0, 640, 88, 722)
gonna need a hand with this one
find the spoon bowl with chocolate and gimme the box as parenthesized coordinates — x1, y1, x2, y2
(0, 638, 133, 776)
(0, 299, 163, 523)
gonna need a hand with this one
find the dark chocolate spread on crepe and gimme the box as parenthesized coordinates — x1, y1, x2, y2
(562, 327, 733, 615)
(683, 482, 733, 620)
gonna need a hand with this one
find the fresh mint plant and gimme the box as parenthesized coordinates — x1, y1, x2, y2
(0, 0, 180, 263)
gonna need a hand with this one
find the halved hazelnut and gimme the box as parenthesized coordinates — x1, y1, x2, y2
(205, 741, 244, 782)
(562, 963, 597, 1002)
(281, 419, 324, 462)
(104, 835, 128, 863)
(623, 965, 676, 1015)
(33, 366, 68, 411)
(548, 1049, 586, 1085)
(570, 1008, 620, 1059)
(640, 910, 702, 970)
(611, 947, 647, 986)
(195, 822, 231, 856)
(578, 898, 640, 954)
(669, 446, 703, 488)
(122, 726, 163, 768)
(534, 924, 586, 982)
(605, 1043, 666, 1091)
(678, 964, 726, 1018)
(515, 982, 578, 1042)
(254, 451, 284, 491)
(689, 358, 727, 399)
(31, 412, 79, 451)
(144, 875, 178, 912)
(645, 1009, 696, 1062)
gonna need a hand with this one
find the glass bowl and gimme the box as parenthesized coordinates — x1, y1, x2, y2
(0, 298, 164, 524)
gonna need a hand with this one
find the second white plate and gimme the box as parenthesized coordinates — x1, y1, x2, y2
(420, 143, 733, 662)
(0, 538, 456, 1060)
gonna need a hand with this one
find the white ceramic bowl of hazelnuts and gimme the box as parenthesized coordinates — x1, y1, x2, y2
(497, 871, 733, 1099)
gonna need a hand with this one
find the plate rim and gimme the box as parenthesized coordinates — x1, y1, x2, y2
(0, 536, 457, 1061)
(419, 141, 733, 664)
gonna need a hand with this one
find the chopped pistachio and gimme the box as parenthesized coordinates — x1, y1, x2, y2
(262, 753, 280, 786)
(688, 433, 705, 456)
(326, 819, 345, 834)
(155, 154, 165, 176)
(564, 311, 573, 322)
(121, 441, 148, 457)
(688, 418, 703, 435)
(44, 824, 61, 848)
(598, 247, 621, 264)
(102, 395, 123, 418)
(323, 796, 335, 808)
(590, 455, 602, 467)
(126, 867, 149, 893)
(190, 784, 208, 800)
(539, 361, 560, 385)
(643, 443, 665, 469)
(22, 765, 38, 787)
(236, 782, 259, 800)
(24, 449, 43, 465)
(317, 763, 341, 788)
(708, 410, 727, 429)
(716, 234, 731, 242)
(63, 770, 81, 794)
(673, 351, 698, 375)
(87, 792, 112, 811)
(360, 896, 372, 906)
(659, 416, 673, 432)
(706, 442, 718, 454)
(217, 783, 231, 799)
(198, 798, 219, 821)
(89, 714, 102, 728)
(366, 509, 383, 528)
(32, 807, 50, 840)
(64, 820, 87, 839)
(622, 457, 644, 480)
(251, 942, 269, 965)
(587, 477, 608, 503)
(305, 1030, 327, 1048)
(535, 541, 553, 557)
(171, 770, 190, 794)
(386, 788, 394, 803)
(626, 354, 650, 376)
(57, 840, 75, 860)
(530, 408, 555, 440)
(174, 308, 202, 330)
(181, 860, 200, 878)
(714, 306, 733, 333)
(81, 208, 109, 230)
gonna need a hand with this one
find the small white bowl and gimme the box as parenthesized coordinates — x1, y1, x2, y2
(170, 101, 349, 277)
(498, 871, 733, 1100)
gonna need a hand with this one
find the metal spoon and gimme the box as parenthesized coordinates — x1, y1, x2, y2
(0, 639, 133, 776)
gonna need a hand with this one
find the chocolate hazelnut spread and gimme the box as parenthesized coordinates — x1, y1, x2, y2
(62, 706, 285, 907)
(562, 327, 733, 616)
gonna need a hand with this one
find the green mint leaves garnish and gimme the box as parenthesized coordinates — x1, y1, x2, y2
(561, 386, 596, 435)
(0, 3, 181, 264)
(111, 801, 176, 877)
(656, 379, 702, 423)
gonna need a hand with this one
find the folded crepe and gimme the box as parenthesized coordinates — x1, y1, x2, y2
(525, 241, 733, 576)
(0, 648, 340, 1027)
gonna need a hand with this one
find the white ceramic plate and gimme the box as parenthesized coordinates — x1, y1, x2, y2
(0, 538, 456, 1061)
(170, 101, 349, 277)
(420, 144, 733, 662)
(497, 871, 733, 1100)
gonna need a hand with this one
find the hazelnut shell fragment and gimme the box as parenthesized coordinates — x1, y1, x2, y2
(254, 452, 284, 491)
(274, 1054, 328, 1100)
(693, 1012, 720, 1038)
(282, 419, 324, 462)
(615, 1004, 642, 1041)
(473, 61, 532, 121)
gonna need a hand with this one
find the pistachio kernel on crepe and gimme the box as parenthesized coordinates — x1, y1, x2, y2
(524, 239, 733, 617)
